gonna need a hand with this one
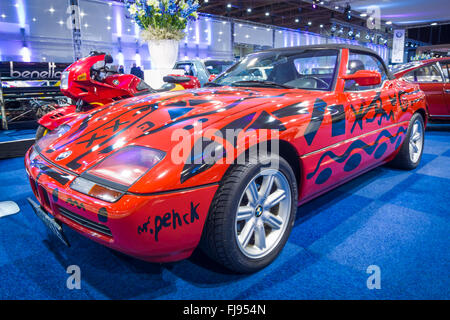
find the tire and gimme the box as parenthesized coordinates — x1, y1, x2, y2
(201, 154, 298, 273)
(390, 113, 425, 170)
(35, 125, 49, 141)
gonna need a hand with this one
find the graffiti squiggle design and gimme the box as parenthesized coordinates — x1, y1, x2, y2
(306, 126, 407, 184)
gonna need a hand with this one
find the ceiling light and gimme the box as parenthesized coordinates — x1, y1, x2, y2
(320, 24, 323, 28)
(431, 22, 437, 26)
(1, 14, 6, 19)
(308, 21, 312, 25)
(265, 12, 269, 16)
(295, 18, 299, 23)
(106, 16, 111, 20)
(227, 3, 231, 8)
(58, 20, 64, 25)
(335, 6, 339, 10)
(386, 21, 392, 25)
(84, 23, 88, 28)
(360, 13, 367, 17)
(49, 7, 55, 13)
(247, 8, 252, 13)
(32, 17, 36, 21)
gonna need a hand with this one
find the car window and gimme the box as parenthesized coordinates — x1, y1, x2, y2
(345, 52, 388, 91)
(174, 62, 195, 76)
(438, 61, 450, 82)
(402, 70, 416, 82)
(407, 63, 444, 83)
(204, 61, 234, 75)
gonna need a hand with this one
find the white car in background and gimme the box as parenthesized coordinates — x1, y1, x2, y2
(173, 59, 235, 85)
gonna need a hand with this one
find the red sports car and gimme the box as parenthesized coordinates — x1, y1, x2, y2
(392, 57, 450, 120)
(25, 44, 426, 273)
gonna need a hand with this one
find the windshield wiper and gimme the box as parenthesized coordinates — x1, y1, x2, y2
(204, 82, 223, 87)
(230, 80, 294, 89)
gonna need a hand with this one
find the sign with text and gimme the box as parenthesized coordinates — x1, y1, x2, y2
(0, 61, 70, 81)
(392, 29, 405, 63)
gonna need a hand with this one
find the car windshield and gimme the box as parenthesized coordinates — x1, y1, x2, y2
(204, 60, 234, 75)
(212, 49, 339, 90)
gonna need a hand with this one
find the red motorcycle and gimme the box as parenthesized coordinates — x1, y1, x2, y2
(36, 51, 200, 139)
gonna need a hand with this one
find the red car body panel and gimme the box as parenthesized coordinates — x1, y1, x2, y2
(25, 46, 426, 263)
(393, 57, 450, 120)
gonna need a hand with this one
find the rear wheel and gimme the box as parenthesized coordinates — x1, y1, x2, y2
(201, 154, 297, 273)
(390, 113, 425, 170)
(35, 125, 49, 141)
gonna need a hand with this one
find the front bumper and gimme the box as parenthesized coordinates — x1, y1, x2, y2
(24, 148, 218, 262)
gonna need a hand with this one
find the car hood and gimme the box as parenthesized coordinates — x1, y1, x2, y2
(38, 87, 318, 174)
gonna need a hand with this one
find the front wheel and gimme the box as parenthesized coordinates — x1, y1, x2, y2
(35, 125, 50, 141)
(201, 154, 298, 273)
(390, 113, 425, 170)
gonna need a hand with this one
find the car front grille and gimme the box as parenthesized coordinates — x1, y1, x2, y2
(58, 206, 112, 238)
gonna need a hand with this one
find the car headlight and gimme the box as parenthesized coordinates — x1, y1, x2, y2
(36, 124, 71, 152)
(71, 146, 165, 202)
(60, 71, 69, 90)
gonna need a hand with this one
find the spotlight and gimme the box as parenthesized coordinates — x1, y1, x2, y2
(360, 13, 367, 17)
(295, 18, 299, 23)
(431, 22, 437, 26)
(48, 7, 55, 13)
(247, 8, 252, 13)
(227, 3, 231, 8)
(386, 21, 392, 25)
(1, 14, 6, 19)
(308, 21, 312, 26)
(265, 12, 269, 16)
(320, 24, 324, 28)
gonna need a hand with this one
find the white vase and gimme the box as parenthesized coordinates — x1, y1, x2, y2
(147, 39, 179, 69)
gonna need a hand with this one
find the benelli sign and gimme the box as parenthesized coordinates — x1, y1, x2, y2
(0, 61, 69, 80)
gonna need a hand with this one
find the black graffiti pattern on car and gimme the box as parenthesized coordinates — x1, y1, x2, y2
(66, 197, 86, 211)
(137, 202, 200, 241)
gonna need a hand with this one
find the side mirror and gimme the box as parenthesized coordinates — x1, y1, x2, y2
(341, 70, 381, 86)
(163, 75, 191, 83)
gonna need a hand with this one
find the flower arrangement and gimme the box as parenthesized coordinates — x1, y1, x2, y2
(126, 0, 200, 41)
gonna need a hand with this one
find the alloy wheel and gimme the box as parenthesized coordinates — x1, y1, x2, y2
(235, 168, 292, 259)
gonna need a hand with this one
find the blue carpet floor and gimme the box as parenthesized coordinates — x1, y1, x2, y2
(0, 125, 449, 300)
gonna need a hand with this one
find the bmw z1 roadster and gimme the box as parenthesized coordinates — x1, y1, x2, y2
(25, 45, 426, 273)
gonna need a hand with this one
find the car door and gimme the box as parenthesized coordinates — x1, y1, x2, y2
(437, 60, 450, 115)
(406, 62, 446, 117)
(343, 50, 397, 171)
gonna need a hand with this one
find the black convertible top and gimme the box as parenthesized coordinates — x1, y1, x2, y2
(260, 44, 394, 79)
(263, 44, 378, 55)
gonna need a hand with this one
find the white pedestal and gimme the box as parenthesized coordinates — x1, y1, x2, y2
(144, 68, 184, 89)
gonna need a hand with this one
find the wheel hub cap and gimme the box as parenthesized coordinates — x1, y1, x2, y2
(235, 168, 292, 259)
(409, 119, 423, 163)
